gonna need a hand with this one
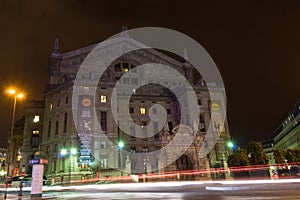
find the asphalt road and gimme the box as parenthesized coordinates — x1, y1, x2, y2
(1, 181, 300, 200)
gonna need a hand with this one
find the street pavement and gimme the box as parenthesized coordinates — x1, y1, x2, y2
(1, 180, 300, 199)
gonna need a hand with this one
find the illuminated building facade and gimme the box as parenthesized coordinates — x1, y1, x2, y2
(20, 100, 44, 174)
(6, 117, 24, 176)
(273, 100, 300, 150)
(22, 31, 230, 181)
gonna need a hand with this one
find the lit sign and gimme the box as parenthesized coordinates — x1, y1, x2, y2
(77, 95, 94, 164)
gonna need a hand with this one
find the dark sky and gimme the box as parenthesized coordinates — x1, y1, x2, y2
(0, 0, 300, 147)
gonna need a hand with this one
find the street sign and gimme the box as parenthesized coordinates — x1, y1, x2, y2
(29, 159, 40, 165)
(29, 158, 48, 165)
(40, 158, 48, 164)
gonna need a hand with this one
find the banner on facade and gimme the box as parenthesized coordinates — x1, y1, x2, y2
(77, 95, 94, 164)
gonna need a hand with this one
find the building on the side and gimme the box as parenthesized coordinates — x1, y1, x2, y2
(0, 148, 6, 166)
(0, 148, 6, 181)
(21, 29, 231, 182)
(20, 100, 44, 174)
(6, 117, 24, 176)
(262, 138, 275, 165)
(273, 100, 300, 150)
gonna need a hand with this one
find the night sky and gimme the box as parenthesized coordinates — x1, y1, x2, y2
(0, 0, 299, 148)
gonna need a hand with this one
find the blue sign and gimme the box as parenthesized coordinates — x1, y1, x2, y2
(29, 159, 40, 165)
(29, 158, 48, 165)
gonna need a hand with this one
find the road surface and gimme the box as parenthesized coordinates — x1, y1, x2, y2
(1, 180, 300, 199)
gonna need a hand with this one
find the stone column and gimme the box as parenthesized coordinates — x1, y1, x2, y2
(125, 155, 131, 176)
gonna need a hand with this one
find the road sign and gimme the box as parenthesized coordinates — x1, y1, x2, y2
(29, 158, 48, 165)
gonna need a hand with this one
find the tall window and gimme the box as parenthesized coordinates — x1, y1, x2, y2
(168, 122, 173, 133)
(141, 121, 147, 138)
(63, 113, 68, 132)
(140, 107, 146, 115)
(55, 120, 59, 135)
(153, 122, 160, 140)
(129, 107, 134, 113)
(143, 146, 149, 153)
(100, 141, 107, 149)
(100, 95, 107, 103)
(33, 115, 39, 123)
(130, 121, 135, 138)
(123, 63, 129, 72)
(114, 63, 121, 72)
(47, 119, 51, 137)
(167, 109, 171, 114)
(31, 130, 39, 147)
(153, 121, 158, 134)
(101, 111, 107, 131)
(200, 115, 205, 132)
(198, 99, 202, 106)
(53, 160, 57, 172)
(100, 155, 108, 168)
(130, 147, 136, 153)
(152, 108, 157, 114)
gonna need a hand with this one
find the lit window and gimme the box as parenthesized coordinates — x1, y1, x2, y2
(33, 115, 40, 123)
(140, 107, 146, 115)
(100, 95, 107, 103)
(32, 130, 40, 135)
(123, 63, 129, 72)
(49, 103, 53, 111)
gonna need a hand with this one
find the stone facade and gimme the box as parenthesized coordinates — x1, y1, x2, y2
(22, 32, 230, 181)
(6, 117, 24, 176)
(20, 100, 44, 174)
(0, 148, 6, 166)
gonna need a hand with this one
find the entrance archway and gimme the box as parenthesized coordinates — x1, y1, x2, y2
(176, 154, 194, 170)
(175, 154, 195, 180)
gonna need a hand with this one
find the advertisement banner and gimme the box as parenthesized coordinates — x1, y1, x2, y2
(77, 95, 94, 164)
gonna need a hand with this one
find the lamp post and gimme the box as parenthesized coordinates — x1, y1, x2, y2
(4, 89, 24, 199)
(118, 141, 124, 173)
(61, 148, 77, 184)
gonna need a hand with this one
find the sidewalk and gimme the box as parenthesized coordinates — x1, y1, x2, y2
(0, 194, 57, 200)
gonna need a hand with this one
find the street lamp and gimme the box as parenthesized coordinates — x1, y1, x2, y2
(226, 141, 234, 148)
(61, 148, 77, 184)
(5, 88, 24, 199)
(118, 141, 124, 169)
